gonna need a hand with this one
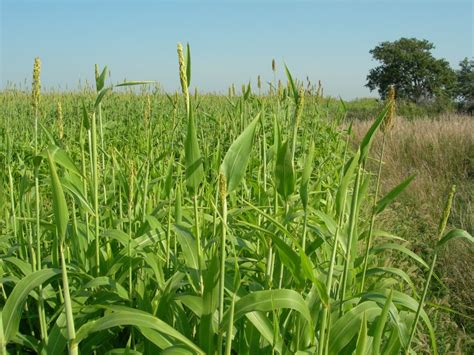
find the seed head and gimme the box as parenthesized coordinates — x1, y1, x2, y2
(177, 43, 188, 96)
(32, 57, 41, 113)
(438, 185, 456, 238)
(56, 101, 64, 140)
(316, 80, 322, 98)
(295, 88, 305, 126)
(219, 173, 227, 202)
(257, 75, 261, 90)
(277, 80, 283, 98)
(94, 64, 99, 85)
(272, 59, 276, 73)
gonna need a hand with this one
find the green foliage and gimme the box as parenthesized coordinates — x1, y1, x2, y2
(366, 37, 456, 102)
(455, 57, 474, 112)
(0, 55, 471, 355)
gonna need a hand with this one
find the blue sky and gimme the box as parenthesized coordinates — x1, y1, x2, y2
(1, 0, 472, 99)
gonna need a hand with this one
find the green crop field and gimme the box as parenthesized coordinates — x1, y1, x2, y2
(0, 46, 472, 354)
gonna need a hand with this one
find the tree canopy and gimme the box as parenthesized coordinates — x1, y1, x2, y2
(455, 57, 473, 110)
(366, 38, 456, 102)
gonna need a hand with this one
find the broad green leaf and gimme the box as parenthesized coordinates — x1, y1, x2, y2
(185, 108, 204, 192)
(2, 268, 61, 343)
(46, 148, 69, 243)
(72, 309, 204, 354)
(220, 289, 312, 332)
(275, 139, 295, 200)
(374, 175, 416, 214)
(220, 113, 260, 193)
(329, 301, 381, 355)
(41, 145, 81, 177)
(162, 346, 195, 355)
(437, 229, 473, 249)
(360, 290, 436, 353)
(174, 224, 200, 270)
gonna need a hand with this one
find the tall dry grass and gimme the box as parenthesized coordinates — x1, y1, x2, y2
(353, 114, 474, 353)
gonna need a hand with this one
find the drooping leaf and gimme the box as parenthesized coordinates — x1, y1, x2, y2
(437, 229, 473, 249)
(374, 175, 416, 215)
(2, 269, 61, 343)
(219, 289, 312, 332)
(220, 113, 260, 193)
(72, 309, 204, 354)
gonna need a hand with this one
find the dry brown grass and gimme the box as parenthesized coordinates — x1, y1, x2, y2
(352, 114, 474, 353)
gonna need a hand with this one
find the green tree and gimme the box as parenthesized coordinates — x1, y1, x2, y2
(455, 57, 473, 112)
(366, 38, 456, 102)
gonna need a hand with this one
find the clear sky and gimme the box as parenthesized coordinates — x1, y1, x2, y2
(1, 0, 472, 99)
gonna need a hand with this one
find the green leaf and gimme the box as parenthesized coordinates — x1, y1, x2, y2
(72, 309, 204, 354)
(96, 65, 108, 92)
(355, 312, 368, 355)
(275, 139, 295, 200)
(329, 301, 382, 355)
(373, 290, 393, 355)
(81, 101, 90, 130)
(219, 289, 312, 332)
(114, 81, 155, 87)
(185, 108, 204, 192)
(46, 147, 69, 243)
(174, 224, 200, 270)
(220, 113, 260, 193)
(95, 87, 112, 108)
(284, 64, 298, 100)
(359, 105, 389, 163)
(371, 243, 429, 270)
(335, 149, 361, 217)
(2, 269, 61, 343)
(437, 229, 473, 249)
(300, 141, 314, 210)
(41, 145, 82, 177)
(374, 175, 415, 214)
(186, 43, 192, 87)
